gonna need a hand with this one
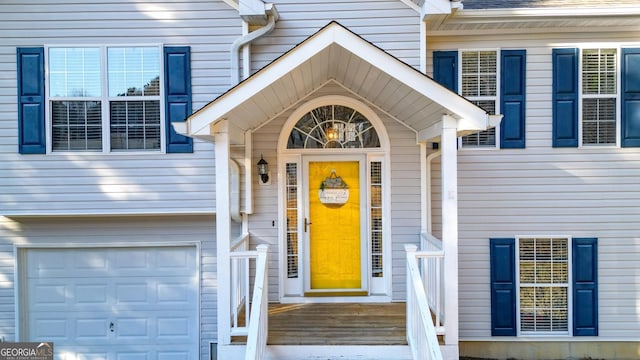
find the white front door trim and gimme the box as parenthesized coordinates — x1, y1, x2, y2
(276, 95, 392, 302)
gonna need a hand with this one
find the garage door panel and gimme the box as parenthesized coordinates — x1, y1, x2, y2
(28, 248, 196, 278)
(115, 318, 149, 339)
(116, 353, 148, 360)
(25, 247, 198, 360)
(75, 318, 111, 340)
(28, 279, 110, 311)
(158, 352, 189, 360)
(31, 318, 68, 339)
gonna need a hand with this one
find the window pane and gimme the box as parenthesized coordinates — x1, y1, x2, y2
(110, 100, 160, 150)
(51, 101, 102, 151)
(285, 163, 299, 278)
(370, 161, 383, 278)
(108, 47, 160, 97)
(49, 48, 101, 97)
(461, 51, 497, 147)
(582, 48, 617, 95)
(287, 105, 380, 149)
(518, 237, 569, 334)
(583, 98, 616, 145)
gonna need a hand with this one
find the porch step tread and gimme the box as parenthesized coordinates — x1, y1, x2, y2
(266, 303, 408, 346)
(265, 345, 413, 360)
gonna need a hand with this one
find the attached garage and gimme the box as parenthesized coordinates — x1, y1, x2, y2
(20, 246, 199, 360)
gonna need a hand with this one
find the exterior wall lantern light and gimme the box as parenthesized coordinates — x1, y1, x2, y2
(257, 154, 269, 184)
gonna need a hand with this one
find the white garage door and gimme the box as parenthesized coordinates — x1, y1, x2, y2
(25, 246, 198, 360)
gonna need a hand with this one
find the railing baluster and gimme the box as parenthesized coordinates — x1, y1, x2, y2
(406, 243, 444, 360)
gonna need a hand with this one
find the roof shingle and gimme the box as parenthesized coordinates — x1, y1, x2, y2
(462, 0, 640, 10)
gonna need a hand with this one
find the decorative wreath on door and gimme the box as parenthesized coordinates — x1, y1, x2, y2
(319, 170, 349, 205)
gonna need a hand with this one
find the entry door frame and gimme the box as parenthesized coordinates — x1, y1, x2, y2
(302, 154, 368, 295)
(276, 95, 392, 303)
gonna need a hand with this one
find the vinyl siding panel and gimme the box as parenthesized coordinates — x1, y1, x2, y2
(0, 215, 216, 360)
(0, 0, 237, 215)
(429, 32, 640, 340)
(251, 82, 421, 301)
(249, 0, 421, 73)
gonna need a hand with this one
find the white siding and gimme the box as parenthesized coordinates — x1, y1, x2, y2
(251, 82, 421, 301)
(0, 0, 239, 215)
(428, 32, 640, 340)
(0, 215, 216, 360)
(250, 0, 421, 72)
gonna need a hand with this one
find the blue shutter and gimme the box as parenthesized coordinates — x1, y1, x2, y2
(573, 237, 598, 336)
(500, 50, 526, 149)
(621, 48, 640, 147)
(552, 48, 579, 147)
(164, 46, 193, 153)
(490, 238, 517, 336)
(433, 51, 458, 92)
(17, 47, 46, 154)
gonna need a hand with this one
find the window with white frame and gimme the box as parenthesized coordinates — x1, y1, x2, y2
(518, 237, 569, 335)
(581, 48, 617, 146)
(460, 50, 498, 147)
(48, 46, 161, 152)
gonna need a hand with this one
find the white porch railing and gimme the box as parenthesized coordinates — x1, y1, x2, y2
(230, 233, 251, 336)
(406, 244, 443, 360)
(244, 244, 269, 360)
(420, 232, 445, 334)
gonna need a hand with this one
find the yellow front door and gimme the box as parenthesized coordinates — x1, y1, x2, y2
(308, 161, 361, 290)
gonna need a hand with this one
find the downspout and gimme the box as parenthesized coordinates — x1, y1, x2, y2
(426, 149, 441, 235)
(230, 13, 276, 85)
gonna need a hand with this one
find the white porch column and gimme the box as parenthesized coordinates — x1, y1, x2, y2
(440, 115, 459, 359)
(215, 120, 232, 346)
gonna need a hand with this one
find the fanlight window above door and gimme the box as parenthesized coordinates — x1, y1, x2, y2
(287, 105, 380, 149)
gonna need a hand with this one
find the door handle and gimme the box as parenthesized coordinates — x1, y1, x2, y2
(304, 218, 312, 232)
(109, 322, 115, 333)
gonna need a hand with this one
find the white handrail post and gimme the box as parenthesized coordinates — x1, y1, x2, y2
(406, 243, 417, 345)
(440, 115, 459, 351)
(245, 244, 269, 360)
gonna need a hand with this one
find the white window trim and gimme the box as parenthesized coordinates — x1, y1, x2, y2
(515, 235, 573, 337)
(578, 46, 621, 148)
(44, 44, 166, 155)
(458, 48, 501, 150)
(578, 44, 622, 149)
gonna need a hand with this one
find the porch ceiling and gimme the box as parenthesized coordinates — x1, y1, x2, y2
(177, 21, 498, 144)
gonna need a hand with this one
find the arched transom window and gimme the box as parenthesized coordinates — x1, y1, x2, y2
(287, 105, 380, 149)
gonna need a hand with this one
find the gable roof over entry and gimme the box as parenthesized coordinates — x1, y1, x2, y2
(175, 21, 500, 145)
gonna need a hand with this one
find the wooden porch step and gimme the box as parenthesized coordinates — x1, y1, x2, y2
(265, 345, 413, 360)
(267, 303, 408, 346)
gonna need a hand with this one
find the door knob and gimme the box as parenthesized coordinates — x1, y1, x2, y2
(109, 322, 115, 332)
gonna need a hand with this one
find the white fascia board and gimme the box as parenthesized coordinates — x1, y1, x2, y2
(331, 26, 487, 128)
(398, 0, 421, 13)
(239, 0, 265, 16)
(172, 121, 188, 136)
(417, 121, 443, 143)
(422, 0, 452, 16)
(221, 0, 239, 10)
(454, 7, 640, 20)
